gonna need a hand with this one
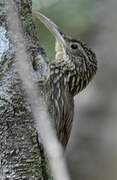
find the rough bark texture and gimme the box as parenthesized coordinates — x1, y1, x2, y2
(0, 0, 51, 179)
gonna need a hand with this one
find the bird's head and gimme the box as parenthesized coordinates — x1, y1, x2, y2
(34, 11, 97, 83)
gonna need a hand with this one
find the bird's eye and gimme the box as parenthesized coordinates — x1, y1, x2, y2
(71, 43, 78, 50)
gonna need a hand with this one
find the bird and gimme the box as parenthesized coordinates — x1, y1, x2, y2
(33, 11, 97, 149)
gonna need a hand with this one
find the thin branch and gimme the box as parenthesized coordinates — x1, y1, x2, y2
(5, 0, 71, 180)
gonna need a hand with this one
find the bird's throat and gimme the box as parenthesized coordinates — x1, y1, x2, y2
(55, 40, 67, 61)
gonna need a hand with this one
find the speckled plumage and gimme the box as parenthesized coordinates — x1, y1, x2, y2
(35, 12, 97, 148)
(48, 38, 97, 148)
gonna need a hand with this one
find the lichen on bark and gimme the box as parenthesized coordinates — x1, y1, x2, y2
(0, 0, 51, 179)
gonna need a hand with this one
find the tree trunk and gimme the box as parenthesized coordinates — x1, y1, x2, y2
(0, 0, 51, 179)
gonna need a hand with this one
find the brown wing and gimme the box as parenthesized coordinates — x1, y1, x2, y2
(49, 61, 74, 148)
(57, 91, 74, 149)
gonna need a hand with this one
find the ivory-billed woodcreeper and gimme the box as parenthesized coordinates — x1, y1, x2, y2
(35, 12, 97, 148)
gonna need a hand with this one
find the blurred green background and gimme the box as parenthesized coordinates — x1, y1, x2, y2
(32, 1, 117, 180)
(0, 1, 117, 179)
(0, 0, 116, 180)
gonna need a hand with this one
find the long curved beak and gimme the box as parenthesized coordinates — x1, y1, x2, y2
(33, 11, 66, 49)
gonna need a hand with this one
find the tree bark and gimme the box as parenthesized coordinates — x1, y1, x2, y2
(0, 0, 51, 179)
